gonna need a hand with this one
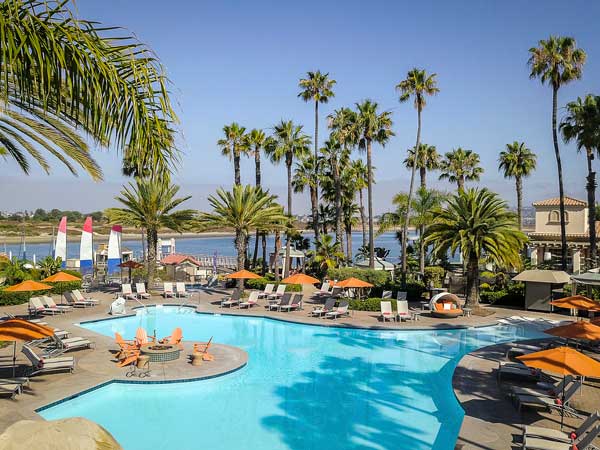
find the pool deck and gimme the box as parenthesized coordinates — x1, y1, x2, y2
(1, 287, 597, 448)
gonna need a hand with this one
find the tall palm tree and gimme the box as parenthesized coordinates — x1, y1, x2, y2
(265, 120, 311, 276)
(498, 142, 537, 231)
(196, 185, 286, 280)
(397, 69, 439, 281)
(218, 123, 248, 186)
(439, 148, 483, 190)
(529, 36, 586, 270)
(560, 95, 600, 263)
(351, 100, 394, 269)
(411, 188, 447, 274)
(105, 179, 195, 285)
(0, 0, 177, 179)
(246, 129, 271, 269)
(404, 144, 440, 189)
(298, 71, 337, 241)
(292, 155, 319, 234)
(424, 188, 527, 308)
(351, 159, 369, 249)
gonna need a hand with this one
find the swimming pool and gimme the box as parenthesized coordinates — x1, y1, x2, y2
(39, 307, 547, 450)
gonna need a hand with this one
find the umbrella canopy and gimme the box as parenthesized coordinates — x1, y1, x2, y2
(0, 319, 54, 377)
(42, 272, 80, 283)
(281, 273, 320, 285)
(517, 346, 600, 377)
(225, 270, 261, 280)
(118, 261, 144, 269)
(4, 280, 52, 292)
(335, 277, 374, 288)
(545, 321, 600, 341)
(550, 295, 600, 311)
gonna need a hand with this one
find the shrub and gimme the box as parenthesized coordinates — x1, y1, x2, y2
(423, 266, 445, 288)
(327, 268, 390, 287)
(245, 277, 301, 292)
(479, 282, 524, 306)
(349, 297, 396, 312)
(0, 291, 33, 306)
(479, 282, 491, 291)
(49, 280, 82, 295)
(61, 269, 82, 278)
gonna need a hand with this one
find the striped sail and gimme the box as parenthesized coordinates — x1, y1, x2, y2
(79, 217, 93, 276)
(55, 216, 67, 267)
(107, 225, 122, 276)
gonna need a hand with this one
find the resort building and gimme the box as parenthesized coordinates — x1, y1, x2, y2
(160, 254, 207, 282)
(528, 196, 596, 273)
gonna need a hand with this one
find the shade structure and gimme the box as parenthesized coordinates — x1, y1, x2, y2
(281, 273, 320, 285)
(550, 295, 600, 311)
(42, 272, 80, 283)
(225, 270, 261, 280)
(0, 319, 54, 377)
(335, 278, 374, 288)
(4, 280, 52, 292)
(544, 321, 600, 341)
(118, 261, 144, 269)
(518, 346, 600, 429)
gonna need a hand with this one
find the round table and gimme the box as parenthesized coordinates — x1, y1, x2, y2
(463, 308, 472, 318)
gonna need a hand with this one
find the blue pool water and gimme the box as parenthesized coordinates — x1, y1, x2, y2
(39, 307, 547, 450)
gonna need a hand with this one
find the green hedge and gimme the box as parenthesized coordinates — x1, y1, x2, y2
(423, 266, 445, 288)
(350, 297, 398, 311)
(327, 268, 390, 287)
(0, 291, 36, 306)
(480, 282, 524, 305)
(245, 277, 302, 292)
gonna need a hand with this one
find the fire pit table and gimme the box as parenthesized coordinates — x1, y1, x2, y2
(140, 343, 181, 362)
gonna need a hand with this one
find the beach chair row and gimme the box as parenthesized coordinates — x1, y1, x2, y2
(28, 290, 100, 316)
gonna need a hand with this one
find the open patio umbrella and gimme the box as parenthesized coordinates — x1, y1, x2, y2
(225, 269, 261, 289)
(0, 319, 54, 376)
(518, 346, 600, 428)
(281, 273, 320, 285)
(43, 272, 81, 304)
(4, 280, 53, 316)
(550, 296, 600, 319)
(118, 260, 144, 283)
(545, 321, 600, 342)
(335, 277, 374, 300)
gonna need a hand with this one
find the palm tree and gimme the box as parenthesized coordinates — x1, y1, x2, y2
(529, 36, 586, 270)
(424, 188, 527, 308)
(196, 185, 286, 279)
(351, 100, 394, 268)
(404, 144, 440, 189)
(560, 95, 600, 262)
(350, 159, 369, 248)
(298, 71, 336, 241)
(218, 123, 248, 186)
(397, 68, 439, 281)
(0, 257, 31, 285)
(246, 129, 271, 269)
(439, 148, 483, 190)
(311, 234, 344, 274)
(292, 155, 318, 231)
(38, 256, 63, 279)
(498, 142, 537, 231)
(265, 120, 311, 276)
(0, 0, 177, 179)
(411, 188, 447, 274)
(105, 178, 195, 285)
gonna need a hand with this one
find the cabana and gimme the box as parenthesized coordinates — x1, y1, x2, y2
(354, 257, 395, 279)
(512, 269, 570, 311)
(429, 292, 463, 318)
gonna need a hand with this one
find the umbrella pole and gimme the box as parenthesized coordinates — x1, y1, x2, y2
(12, 341, 16, 378)
(560, 374, 565, 430)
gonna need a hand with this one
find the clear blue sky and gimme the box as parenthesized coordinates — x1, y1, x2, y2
(1, 0, 599, 213)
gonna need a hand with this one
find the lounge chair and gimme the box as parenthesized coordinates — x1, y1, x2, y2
(161, 327, 183, 349)
(121, 284, 137, 300)
(330, 286, 343, 298)
(315, 282, 331, 297)
(42, 296, 72, 313)
(506, 342, 555, 359)
(397, 300, 411, 322)
(381, 290, 392, 299)
(396, 291, 407, 301)
(257, 284, 274, 299)
(240, 291, 260, 309)
(326, 300, 349, 320)
(221, 289, 241, 307)
(268, 284, 286, 300)
(193, 337, 214, 361)
(136, 283, 151, 299)
(269, 293, 292, 311)
(523, 424, 600, 450)
(510, 375, 574, 399)
(497, 361, 542, 381)
(280, 294, 302, 312)
(64, 291, 90, 308)
(0, 383, 21, 399)
(71, 290, 99, 306)
(311, 297, 336, 317)
(29, 297, 62, 316)
(175, 282, 191, 298)
(163, 282, 175, 298)
(523, 410, 599, 444)
(22, 345, 75, 375)
(515, 381, 583, 417)
(45, 334, 94, 355)
(380, 301, 395, 322)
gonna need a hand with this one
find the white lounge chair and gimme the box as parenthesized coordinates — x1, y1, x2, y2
(326, 300, 349, 320)
(315, 282, 331, 296)
(524, 424, 600, 450)
(257, 284, 274, 299)
(0, 383, 21, 399)
(121, 284, 137, 300)
(29, 297, 61, 316)
(64, 291, 90, 308)
(380, 301, 395, 322)
(396, 300, 411, 322)
(22, 345, 75, 375)
(240, 291, 259, 308)
(163, 282, 175, 298)
(523, 410, 598, 444)
(268, 284, 286, 300)
(136, 283, 151, 299)
(176, 282, 191, 298)
(44, 334, 94, 356)
(515, 381, 583, 417)
(72, 290, 99, 306)
(42, 296, 72, 313)
(311, 297, 336, 317)
(221, 289, 241, 307)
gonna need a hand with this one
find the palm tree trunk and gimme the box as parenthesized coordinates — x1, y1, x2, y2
(402, 107, 421, 282)
(273, 231, 281, 281)
(465, 252, 479, 308)
(146, 228, 157, 286)
(312, 101, 320, 243)
(310, 185, 318, 239)
(419, 225, 425, 274)
(420, 166, 427, 189)
(586, 149, 597, 265)
(285, 160, 292, 277)
(235, 230, 246, 288)
(345, 222, 352, 262)
(234, 148, 241, 186)
(261, 233, 267, 275)
(251, 147, 262, 268)
(359, 189, 367, 248)
(552, 84, 568, 271)
(516, 176, 523, 231)
(457, 177, 465, 191)
(366, 139, 375, 269)
(334, 160, 343, 249)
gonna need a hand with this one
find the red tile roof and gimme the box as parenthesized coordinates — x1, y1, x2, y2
(533, 196, 587, 207)
(161, 254, 202, 266)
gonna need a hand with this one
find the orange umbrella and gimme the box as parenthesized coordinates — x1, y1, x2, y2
(281, 273, 320, 284)
(545, 321, 600, 341)
(518, 346, 600, 428)
(550, 295, 600, 311)
(225, 270, 261, 280)
(0, 319, 54, 376)
(42, 272, 80, 283)
(335, 278, 374, 288)
(4, 280, 52, 292)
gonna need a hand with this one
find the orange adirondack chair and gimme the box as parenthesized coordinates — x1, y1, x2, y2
(115, 332, 138, 358)
(160, 327, 183, 349)
(193, 336, 214, 361)
(117, 350, 140, 367)
(135, 327, 155, 346)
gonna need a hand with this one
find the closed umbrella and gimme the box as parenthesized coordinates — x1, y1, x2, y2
(0, 319, 54, 377)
